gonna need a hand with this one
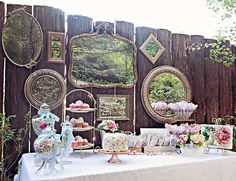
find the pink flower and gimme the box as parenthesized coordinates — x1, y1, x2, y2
(40, 123, 47, 129)
(215, 127, 231, 145)
(189, 124, 201, 134)
(109, 121, 116, 129)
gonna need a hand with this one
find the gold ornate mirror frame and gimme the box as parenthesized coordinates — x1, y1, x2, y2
(141, 65, 192, 124)
(24, 69, 67, 109)
(68, 23, 137, 88)
(2, 9, 43, 68)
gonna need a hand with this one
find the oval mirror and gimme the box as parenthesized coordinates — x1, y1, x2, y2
(68, 23, 137, 88)
(141, 65, 191, 124)
(2, 9, 43, 68)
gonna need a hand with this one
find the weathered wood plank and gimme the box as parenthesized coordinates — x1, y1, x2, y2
(33, 6, 65, 135)
(115, 21, 135, 132)
(0, 1, 4, 114)
(3, 4, 32, 175)
(5, 4, 32, 143)
(189, 35, 206, 123)
(135, 27, 164, 133)
(66, 15, 94, 143)
(231, 46, 236, 116)
(172, 33, 192, 83)
(156, 29, 172, 66)
(218, 41, 233, 117)
(204, 39, 219, 123)
(0, 0, 4, 161)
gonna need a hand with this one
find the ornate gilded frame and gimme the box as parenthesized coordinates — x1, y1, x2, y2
(2, 9, 43, 68)
(68, 24, 138, 88)
(48, 31, 65, 64)
(24, 69, 67, 109)
(97, 94, 130, 121)
(141, 65, 192, 124)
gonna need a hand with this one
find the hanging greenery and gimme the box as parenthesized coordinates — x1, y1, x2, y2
(187, 37, 236, 67)
(0, 111, 30, 181)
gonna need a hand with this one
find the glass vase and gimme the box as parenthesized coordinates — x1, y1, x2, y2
(180, 144, 204, 157)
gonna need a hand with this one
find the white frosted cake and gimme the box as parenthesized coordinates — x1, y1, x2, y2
(102, 133, 128, 152)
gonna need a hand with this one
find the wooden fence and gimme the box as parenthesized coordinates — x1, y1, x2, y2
(0, 2, 235, 155)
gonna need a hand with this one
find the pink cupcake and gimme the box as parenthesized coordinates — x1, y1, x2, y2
(83, 139, 88, 145)
(72, 141, 78, 149)
(82, 122, 89, 128)
(82, 103, 90, 109)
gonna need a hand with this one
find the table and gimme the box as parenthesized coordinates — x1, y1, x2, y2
(16, 150, 236, 181)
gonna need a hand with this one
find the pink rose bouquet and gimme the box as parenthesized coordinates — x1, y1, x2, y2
(97, 120, 119, 133)
(165, 123, 205, 147)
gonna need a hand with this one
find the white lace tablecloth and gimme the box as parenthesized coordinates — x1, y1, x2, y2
(17, 150, 236, 181)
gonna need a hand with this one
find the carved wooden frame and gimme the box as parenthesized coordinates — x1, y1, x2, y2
(141, 65, 192, 124)
(24, 69, 67, 109)
(48, 31, 65, 64)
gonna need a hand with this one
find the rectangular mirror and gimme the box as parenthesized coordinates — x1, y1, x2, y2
(97, 94, 130, 121)
(48, 31, 65, 63)
(68, 23, 137, 88)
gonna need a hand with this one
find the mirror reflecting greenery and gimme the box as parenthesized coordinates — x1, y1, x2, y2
(2, 10, 43, 67)
(144, 39, 161, 58)
(48, 32, 65, 63)
(69, 32, 137, 88)
(149, 73, 186, 117)
(139, 34, 165, 64)
(141, 66, 191, 124)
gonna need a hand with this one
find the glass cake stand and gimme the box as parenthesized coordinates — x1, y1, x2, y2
(99, 150, 128, 163)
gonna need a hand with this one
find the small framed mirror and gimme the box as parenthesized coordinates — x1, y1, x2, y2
(139, 34, 165, 64)
(97, 94, 130, 121)
(68, 23, 137, 88)
(48, 31, 65, 64)
(141, 65, 191, 124)
(2, 9, 43, 68)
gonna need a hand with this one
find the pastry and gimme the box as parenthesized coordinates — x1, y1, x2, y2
(102, 133, 128, 152)
(74, 117, 84, 128)
(72, 141, 79, 148)
(83, 139, 88, 145)
(81, 103, 90, 109)
(82, 122, 89, 128)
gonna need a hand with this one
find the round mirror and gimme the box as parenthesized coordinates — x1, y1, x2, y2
(141, 65, 191, 124)
(2, 9, 43, 68)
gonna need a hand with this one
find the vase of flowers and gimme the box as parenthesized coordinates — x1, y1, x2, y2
(165, 123, 206, 156)
(97, 120, 119, 142)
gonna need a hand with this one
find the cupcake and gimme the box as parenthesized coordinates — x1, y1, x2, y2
(75, 135, 83, 141)
(82, 122, 89, 128)
(82, 103, 90, 109)
(69, 103, 77, 109)
(75, 100, 83, 108)
(74, 117, 84, 128)
(72, 141, 78, 149)
(83, 139, 88, 145)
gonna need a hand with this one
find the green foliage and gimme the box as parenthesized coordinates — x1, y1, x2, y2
(71, 34, 135, 85)
(206, 0, 236, 42)
(2, 11, 42, 65)
(144, 39, 160, 58)
(0, 111, 31, 180)
(187, 38, 236, 67)
(51, 38, 62, 59)
(207, 0, 236, 20)
(149, 73, 185, 104)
